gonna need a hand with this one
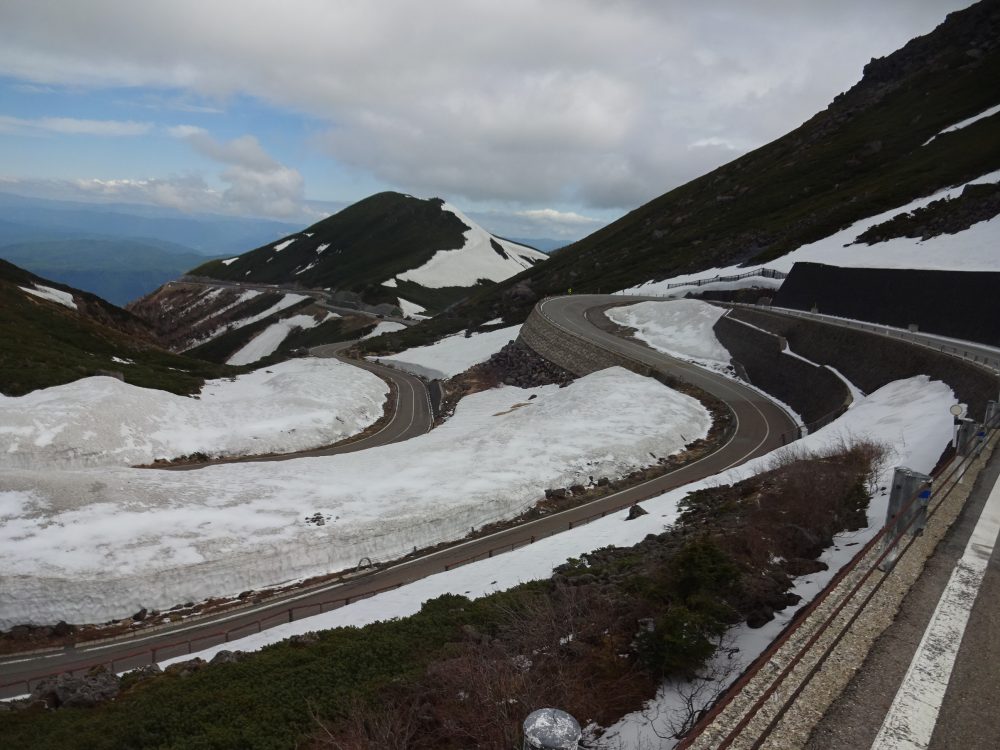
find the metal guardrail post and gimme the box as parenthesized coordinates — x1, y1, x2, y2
(879, 467, 932, 572)
(956, 418, 980, 456)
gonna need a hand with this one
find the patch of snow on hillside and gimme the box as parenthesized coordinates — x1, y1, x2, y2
(628, 169, 1000, 296)
(316, 243, 329, 254)
(294, 262, 317, 276)
(227, 313, 335, 365)
(19, 284, 76, 310)
(0, 367, 710, 627)
(923, 102, 1000, 145)
(361, 321, 407, 340)
(395, 202, 548, 288)
(382, 278, 398, 288)
(0, 358, 386, 471)
(374, 324, 520, 379)
(607, 300, 731, 370)
(398, 297, 426, 317)
(222, 293, 309, 333)
(273, 238, 296, 252)
(221, 257, 239, 266)
(160, 375, 954, 700)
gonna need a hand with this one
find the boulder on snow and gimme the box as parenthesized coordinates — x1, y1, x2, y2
(626, 503, 649, 520)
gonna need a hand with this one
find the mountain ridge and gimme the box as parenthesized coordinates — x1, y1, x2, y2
(188, 192, 547, 313)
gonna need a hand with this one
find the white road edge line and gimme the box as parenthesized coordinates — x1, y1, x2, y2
(870, 472, 1000, 750)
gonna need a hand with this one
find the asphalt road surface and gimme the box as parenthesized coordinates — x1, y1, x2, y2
(0, 295, 796, 698)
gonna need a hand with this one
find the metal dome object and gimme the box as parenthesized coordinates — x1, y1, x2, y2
(523, 708, 582, 749)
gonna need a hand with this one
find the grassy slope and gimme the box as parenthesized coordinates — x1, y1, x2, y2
(0, 260, 238, 396)
(364, 2, 1000, 352)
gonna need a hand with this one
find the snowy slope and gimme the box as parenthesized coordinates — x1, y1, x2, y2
(373, 324, 521, 379)
(606, 300, 731, 370)
(18, 283, 77, 310)
(628, 168, 1000, 295)
(158, 375, 955, 694)
(360, 321, 407, 340)
(0, 358, 387, 469)
(0, 368, 710, 626)
(227, 312, 338, 365)
(394, 203, 547, 288)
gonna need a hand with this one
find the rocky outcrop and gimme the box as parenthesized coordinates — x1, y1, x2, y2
(854, 181, 1000, 244)
(478, 339, 575, 388)
(31, 666, 120, 708)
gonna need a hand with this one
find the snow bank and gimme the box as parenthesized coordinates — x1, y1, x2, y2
(0, 368, 710, 627)
(374, 324, 521, 379)
(19, 283, 76, 310)
(396, 203, 547, 288)
(227, 312, 337, 365)
(360, 321, 407, 340)
(628, 169, 1000, 296)
(0, 358, 387, 470)
(158, 376, 955, 682)
(606, 300, 731, 370)
(398, 297, 427, 317)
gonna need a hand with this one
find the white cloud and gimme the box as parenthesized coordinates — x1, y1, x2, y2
(168, 128, 308, 219)
(0, 0, 974, 211)
(516, 208, 602, 226)
(0, 114, 152, 136)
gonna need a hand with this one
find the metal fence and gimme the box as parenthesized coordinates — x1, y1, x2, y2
(676, 413, 1000, 749)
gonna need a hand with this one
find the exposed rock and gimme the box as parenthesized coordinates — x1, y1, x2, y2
(163, 657, 205, 677)
(32, 666, 120, 708)
(626, 504, 649, 520)
(569, 484, 586, 495)
(131, 608, 148, 622)
(289, 632, 320, 647)
(209, 649, 244, 666)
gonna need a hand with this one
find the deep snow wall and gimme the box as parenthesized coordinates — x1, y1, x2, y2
(713, 315, 850, 426)
(773, 262, 1000, 346)
(727, 307, 997, 420)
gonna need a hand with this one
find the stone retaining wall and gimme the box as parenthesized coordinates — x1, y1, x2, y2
(517, 304, 651, 377)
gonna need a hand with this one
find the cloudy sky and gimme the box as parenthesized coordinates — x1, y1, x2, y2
(0, 0, 973, 240)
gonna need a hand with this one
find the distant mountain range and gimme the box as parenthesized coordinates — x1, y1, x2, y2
(0, 192, 302, 254)
(0, 238, 228, 306)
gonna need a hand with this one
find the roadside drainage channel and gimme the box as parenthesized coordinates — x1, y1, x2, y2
(679, 425, 999, 750)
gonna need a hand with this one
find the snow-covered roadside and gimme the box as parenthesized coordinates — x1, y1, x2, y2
(0, 358, 387, 469)
(156, 370, 956, 726)
(606, 299, 731, 373)
(0, 367, 711, 628)
(373, 324, 521, 379)
(627, 168, 1000, 296)
(606, 299, 805, 428)
(360, 320, 407, 340)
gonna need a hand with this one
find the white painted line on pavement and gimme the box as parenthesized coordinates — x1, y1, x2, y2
(871, 471, 1000, 750)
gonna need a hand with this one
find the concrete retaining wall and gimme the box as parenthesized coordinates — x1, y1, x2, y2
(714, 315, 851, 427)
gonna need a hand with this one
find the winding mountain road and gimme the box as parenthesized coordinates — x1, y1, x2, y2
(0, 295, 796, 698)
(161, 342, 432, 469)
